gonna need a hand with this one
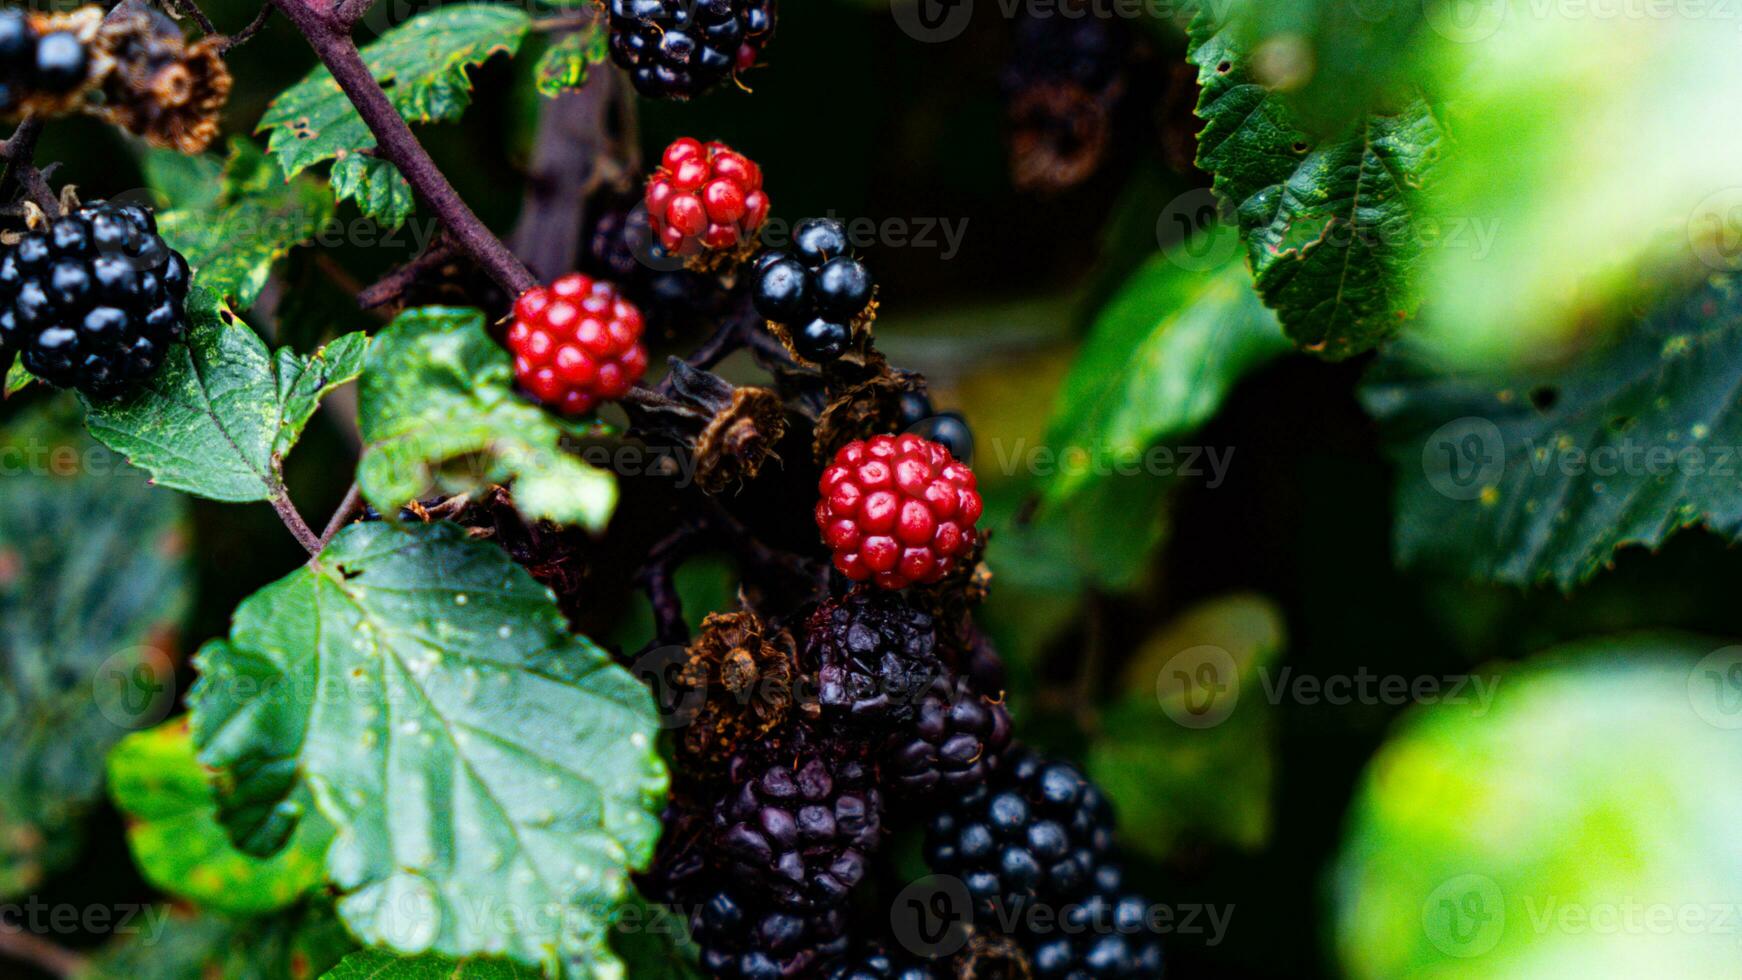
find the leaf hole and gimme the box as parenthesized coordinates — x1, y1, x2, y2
(337, 564, 362, 579)
(1528, 386, 1558, 413)
(1291, 142, 1308, 154)
(1216, 61, 1231, 74)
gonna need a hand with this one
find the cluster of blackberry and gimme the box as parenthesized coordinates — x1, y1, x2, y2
(0, 9, 89, 110)
(0, 201, 191, 397)
(606, 0, 777, 100)
(752, 219, 876, 363)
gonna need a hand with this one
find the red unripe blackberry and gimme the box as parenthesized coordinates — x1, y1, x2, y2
(815, 433, 982, 590)
(646, 138, 770, 259)
(507, 273, 648, 416)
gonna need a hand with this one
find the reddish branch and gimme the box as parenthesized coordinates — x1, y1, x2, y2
(267, 0, 537, 297)
(0, 117, 62, 215)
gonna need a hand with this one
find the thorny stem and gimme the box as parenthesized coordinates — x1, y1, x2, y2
(0, 117, 61, 215)
(267, 0, 537, 297)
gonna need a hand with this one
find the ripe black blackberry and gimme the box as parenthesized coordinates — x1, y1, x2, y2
(752, 219, 876, 363)
(825, 946, 942, 980)
(887, 672, 1012, 796)
(923, 747, 1114, 918)
(581, 196, 726, 333)
(1027, 865, 1165, 978)
(714, 728, 883, 910)
(607, 0, 776, 100)
(800, 591, 943, 727)
(690, 884, 850, 979)
(0, 201, 191, 397)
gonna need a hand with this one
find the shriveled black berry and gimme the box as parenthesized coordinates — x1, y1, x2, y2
(886, 672, 1011, 796)
(607, 0, 776, 100)
(0, 201, 191, 397)
(800, 591, 943, 727)
(922, 747, 1114, 918)
(713, 729, 883, 910)
(753, 255, 813, 324)
(794, 318, 850, 362)
(793, 218, 850, 268)
(813, 256, 873, 321)
(32, 31, 86, 93)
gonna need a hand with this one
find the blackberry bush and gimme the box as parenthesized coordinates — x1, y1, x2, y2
(0, 201, 191, 396)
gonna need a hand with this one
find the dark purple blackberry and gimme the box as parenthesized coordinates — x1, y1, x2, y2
(752, 223, 875, 363)
(825, 946, 943, 980)
(714, 729, 883, 910)
(0, 201, 191, 397)
(31, 30, 86, 93)
(1027, 865, 1165, 978)
(922, 747, 1114, 919)
(887, 672, 1012, 796)
(800, 591, 942, 727)
(582, 197, 726, 332)
(607, 0, 776, 100)
(0, 10, 33, 109)
(690, 884, 850, 979)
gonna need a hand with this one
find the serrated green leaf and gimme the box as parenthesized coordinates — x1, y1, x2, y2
(108, 721, 332, 916)
(331, 154, 416, 230)
(1189, 9, 1443, 360)
(141, 146, 224, 213)
(1363, 273, 1742, 590)
(82, 291, 368, 504)
(0, 399, 192, 899)
(356, 306, 617, 531)
(1043, 228, 1291, 504)
(76, 901, 356, 980)
(1333, 637, 1742, 977)
(322, 950, 544, 979)
(189, 521, 667, 978)
(260, 5, 530, 181)
(4, 359, 34, 397)
(535, 25, 608, 98)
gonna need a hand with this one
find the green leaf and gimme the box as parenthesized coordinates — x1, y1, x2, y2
(357, 306, 617, 531)
(82, 292, 368, 504)
(1087, 594, 1284, 858)
(189, 521, 667, 977)
(260, 5, 531, 182)
(141, 146, 224, 213)
(331, 154, 416, 230)
(108, 721, 332, 916)
(5, 359, 35, 397)
(77, 902, 356, 980)
(1333, 636, 1742, 977)
(323, 950, 544, 979)
(1362, 273, 1742, 589)
(1189, 9, 1444, 360)
(606, 892, 701, 980)
(1222, 0, 1429, 132)
(1042, 228, 1291, 504)
(0, 399, 192, 898)
(157, 139, 336, 310)
(535, 25, 608, 98)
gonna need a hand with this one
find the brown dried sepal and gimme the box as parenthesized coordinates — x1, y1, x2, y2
(694, 385, 787, 493)
(763, 287, 882, 367)
(674, 610, 796, 774)
(1008, 80, 1118, 195)
(811, 362, 926, 464)
(94, 6, 231, 152)
(954, 929, 1033, 980)
(681, 236, 762, 276)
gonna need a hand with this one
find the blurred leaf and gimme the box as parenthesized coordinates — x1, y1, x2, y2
(356, 306, 617, 531)
(1333, 636, 1742, 977)
(77, 901, 355, 980)
(1363, 273, 1742, 589)
(1088, 594, 1285, 858)
(322, 950, 542, 979)
(141, 147, 223, 213)
(189, 521, 667, 977)
(331, 155, 415, 231)
(1042, 228, 1291, 504)
(1190, 8, 1444, 359)
(1224, 0, 1429, 132)
(259, 5, 531, 185)
(157, 139, 335, 311)
(5, 359, 34, 397)
(535, 25, 609, 98)
(606, 892, 702, 980)
(83, 292, 367, 504)
(108, 720, 331, 916)
(0, 399, 191, 898)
